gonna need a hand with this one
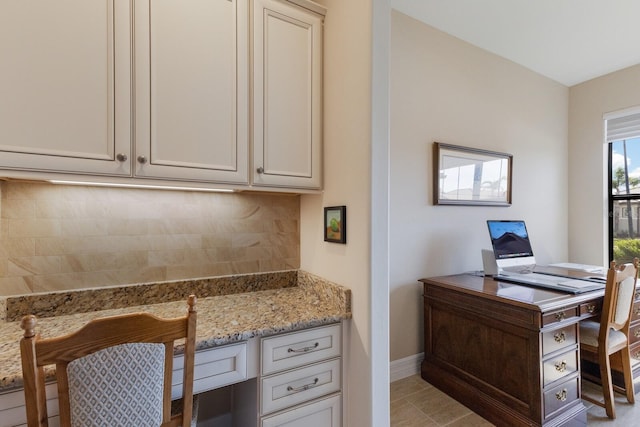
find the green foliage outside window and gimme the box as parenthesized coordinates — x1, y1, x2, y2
(613, 238, 640, 263)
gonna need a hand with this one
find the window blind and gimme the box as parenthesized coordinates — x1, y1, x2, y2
(607, 112, 640, 142)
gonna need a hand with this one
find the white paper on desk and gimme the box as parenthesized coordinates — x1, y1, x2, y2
(548, 262, 605, 274)
(559, 279, 603, 289)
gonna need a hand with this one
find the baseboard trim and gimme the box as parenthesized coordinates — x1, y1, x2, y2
(390, 353, 422, 382)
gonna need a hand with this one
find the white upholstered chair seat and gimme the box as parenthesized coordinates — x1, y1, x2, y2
(579, 320, 628, 349)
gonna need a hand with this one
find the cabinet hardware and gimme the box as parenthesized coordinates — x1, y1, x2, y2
(634, 351, 640, 360)
(554, 332, 566, 343)
(586, 304, 596, 313)
(286, 377, 319, 393)
(288, 342, 319, 353)
(634, 307, 640, 316)
(137, 155, 147, 164)
(256, 166, 264, 174)
(555, 389, 568, 402)
(555, 312, 566, 321)
(116, 153, 128, 162)
(555, 360, 567, 372)
(635, 329, 640, 338)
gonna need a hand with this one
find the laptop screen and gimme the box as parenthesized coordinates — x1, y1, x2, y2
(486, 220, 536, 270)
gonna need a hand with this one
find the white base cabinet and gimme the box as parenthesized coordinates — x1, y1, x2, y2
(259, 323, 342, 426)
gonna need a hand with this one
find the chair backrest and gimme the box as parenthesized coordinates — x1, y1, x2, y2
(600, 259, 638, 342)
(20, 295, 197, 427)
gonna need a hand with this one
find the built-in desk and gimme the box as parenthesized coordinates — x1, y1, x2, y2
(420, 273, 604, 427)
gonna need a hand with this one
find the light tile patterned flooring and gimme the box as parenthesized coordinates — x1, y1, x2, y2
(391, 375, 640, 426)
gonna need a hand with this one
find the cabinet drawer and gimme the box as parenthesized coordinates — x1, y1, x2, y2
(262, 324, 341, 375)
(261, 358, 341, 416)
(261, 394, 341, 427)
(172, 342, 247, 398)
(543, 350, 578, 386)
(544, 377, 579, 420)
(543, 307, 579, 326)
(542, 325, 577, 356)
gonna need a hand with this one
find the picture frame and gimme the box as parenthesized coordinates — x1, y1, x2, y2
(434, 142, 512, 206)
(324, 206, 346, 243)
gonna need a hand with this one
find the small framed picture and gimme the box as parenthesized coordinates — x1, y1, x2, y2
(324, 206, 346, 244)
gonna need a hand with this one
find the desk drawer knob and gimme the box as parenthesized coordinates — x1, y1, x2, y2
(555, 360, 567, 372)
(586, 304, 596, 314)
(288, 342, 319, 353)
(634, 307, 640, 316)
(634, 351, 640, 360)
(555, 312, 566, 321)
(635, 330, 640, 338)
(554, 332, 566, 343)
(286, 377, 319, 393)
(556, 389, 568, 402)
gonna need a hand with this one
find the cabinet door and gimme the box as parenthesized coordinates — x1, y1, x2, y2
(252, 0, 323, 189)
(0, 0, 132, 176)
(261, 394, 341, 427)
(134, 0, 249, 184)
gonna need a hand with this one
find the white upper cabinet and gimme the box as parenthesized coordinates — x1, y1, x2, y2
(134, 0, 249, 184)
(0, 0, 323, 191)
(0, 0, 132, 176)
(252, 0, 324, 189)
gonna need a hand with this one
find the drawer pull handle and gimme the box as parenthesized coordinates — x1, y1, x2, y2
(634, 351, 640, 360)
(555, 312, 566, 321)
(635, 307, 640, 316)
(635, 330, 640, 338)
(554, 332, 566, 343)
(288, 342, 319, 353)
(287, 378, 319, 393)
(556, 389, 568, 402)
(586, 304, 596, 314)
(555, 360, 567, 372)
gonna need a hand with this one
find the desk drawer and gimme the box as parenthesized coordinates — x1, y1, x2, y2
(579, 300, 601, 317)
(631, 300, 640, 324)
(542, 325, 577, 356)
(262, 324, 341, 375)
(172, 342, 247, 398)
(543, 307, 579, 326)
(630, 323, 640, 346)
(544, 377, 579, 420)
(260, 358, 341, 415)
(543, 349, 578, 386)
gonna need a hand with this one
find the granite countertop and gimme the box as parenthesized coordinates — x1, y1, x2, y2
(0, 270, 351, 393)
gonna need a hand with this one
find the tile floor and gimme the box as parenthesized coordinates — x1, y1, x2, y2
(390, 375, 640, 426)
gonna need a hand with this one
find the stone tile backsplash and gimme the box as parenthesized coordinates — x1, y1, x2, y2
(0, 182, 300, 296)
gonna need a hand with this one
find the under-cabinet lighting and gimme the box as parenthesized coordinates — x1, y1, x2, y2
(48, 180, 236, 193)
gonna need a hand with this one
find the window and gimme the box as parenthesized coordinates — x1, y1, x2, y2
(608, 110, 640, 263)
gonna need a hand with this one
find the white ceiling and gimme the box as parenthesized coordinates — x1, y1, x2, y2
(391, 0, 640, 87)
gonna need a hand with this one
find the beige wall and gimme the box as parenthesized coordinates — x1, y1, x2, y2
(568, 64, 640, 265)
(300, 0, 374, 425)
(0, 182, 299, 296)
(390, 11, 569, 361)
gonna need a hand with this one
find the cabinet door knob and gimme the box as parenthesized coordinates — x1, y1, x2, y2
(137, 155, 147, 164)
(256, 166, 264, 174)
(116, 153, 128, 162)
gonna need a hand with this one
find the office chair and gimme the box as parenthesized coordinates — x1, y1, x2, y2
(580, 259, 638, 419)
(20, 295, 197, 427)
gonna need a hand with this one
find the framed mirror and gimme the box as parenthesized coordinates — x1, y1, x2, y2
(433, 142, 512, 206)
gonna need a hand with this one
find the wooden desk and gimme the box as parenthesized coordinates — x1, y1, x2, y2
(420, 273, 604, 427)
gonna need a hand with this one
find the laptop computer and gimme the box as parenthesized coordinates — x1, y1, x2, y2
(486, 220, 605, 294)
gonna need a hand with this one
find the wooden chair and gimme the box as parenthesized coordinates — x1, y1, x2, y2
(19, 295, 197, 427)
(580, 259, 638, 419)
